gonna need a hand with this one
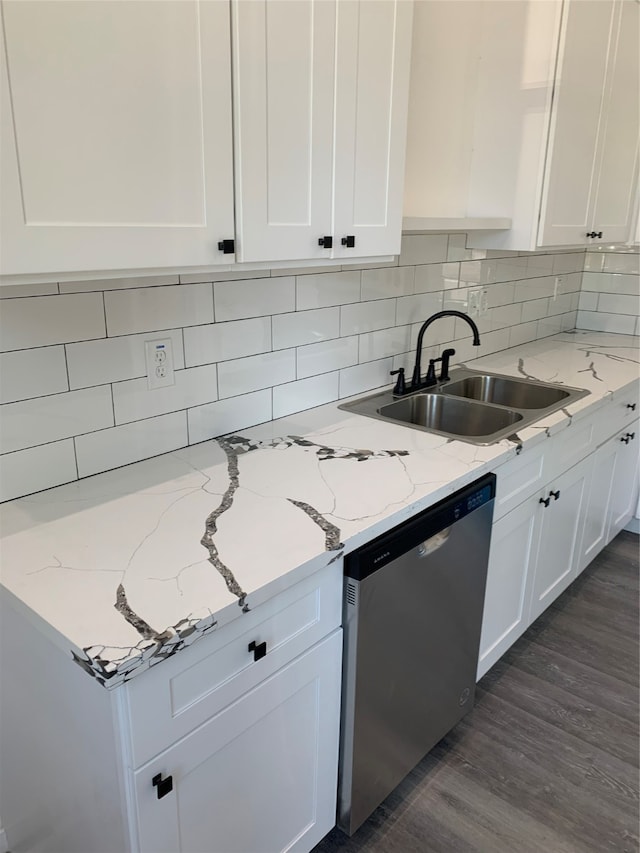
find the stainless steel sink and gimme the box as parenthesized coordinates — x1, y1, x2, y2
(379, 394, 522, 440)
(338, 367, 589, 445)
(441, 374, 571, 409)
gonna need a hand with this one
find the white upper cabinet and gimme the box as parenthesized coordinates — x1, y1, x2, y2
(406, 0, 639, 251)
(538, 0, 640, 247)
(0, 1, 236, 276)
(231, 0, 337, 264)
(232, 0, 413, 263)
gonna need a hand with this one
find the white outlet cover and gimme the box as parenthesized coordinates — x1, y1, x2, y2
(145, 338, 175, 390)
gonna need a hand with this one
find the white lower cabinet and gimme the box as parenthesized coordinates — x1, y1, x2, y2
(527, 457, 591, 623)
(479, 391, 638, 681)
(134, 631, 342, 853)
(607, 419, 640, 541)
(477, 493, 541, 679)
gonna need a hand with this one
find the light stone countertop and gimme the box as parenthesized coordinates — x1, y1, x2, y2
(0, 330, 638, 688)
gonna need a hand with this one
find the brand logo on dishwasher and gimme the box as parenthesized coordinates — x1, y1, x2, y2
(373, 550, 391, 564)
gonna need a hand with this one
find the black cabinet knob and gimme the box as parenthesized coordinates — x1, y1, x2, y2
(549, 489, 560, 501)
(626, 403, 636, 411)
(248, 640, 267, 661)
(341, 235, 356, 248)
(620, 435, 631, 444)
(318, 236, 333, 248)
(152, 773, 173, 800)
(586, 231, 603, 239)
(217, 239, 235, 254)
(539, 496, 551, 507)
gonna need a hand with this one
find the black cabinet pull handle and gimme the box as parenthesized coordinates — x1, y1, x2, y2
(549, 489, 560, 501)
(318, 236, 333, 248)
(539, 496, 551, 507)
(621, 435, 631, 444)
(248, 640, 267, 661)
(341, 235, 355, 248)
(626, 403, 636, 411)
(152, 773, 173, 800)
(586, 231, 603, 239)
(217, 239, 235, 254)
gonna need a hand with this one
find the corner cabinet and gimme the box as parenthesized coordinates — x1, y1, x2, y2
(232, 0, 413, 263)
(0, 0, 236, 275)
(0, 563, 343, 853)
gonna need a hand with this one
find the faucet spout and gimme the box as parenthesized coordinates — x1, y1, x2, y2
(410, 310, 481, 391)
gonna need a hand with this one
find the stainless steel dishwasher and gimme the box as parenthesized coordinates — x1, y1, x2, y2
(337, 473, 496, 835)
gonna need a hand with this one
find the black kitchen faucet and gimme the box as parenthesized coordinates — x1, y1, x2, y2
(390, 310, 481, 396)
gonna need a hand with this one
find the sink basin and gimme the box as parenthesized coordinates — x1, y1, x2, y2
(338, 367, 589, 445)
(441, 375, 570, 410)
(379, 394, 522, 439)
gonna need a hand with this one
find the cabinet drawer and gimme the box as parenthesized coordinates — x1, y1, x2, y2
(545, 414, 599, 476)
(603, 381, 640, 441)
(493, 442, 546, 521)
(124, 562, 342, 768)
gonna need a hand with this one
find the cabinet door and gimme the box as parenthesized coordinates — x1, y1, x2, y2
(537, 0, 615, 247)
(0, 1, 235, 276)
(607, 420, 640, 542)
(477, 494, 541, 680)
(134, 631, 342, 853)
(529, 457, 591, 623)
(332, 0, 413, 258)
(590, 0, 640, 244)
(232, 0, 336, 263)
(578, 441, 616, 575)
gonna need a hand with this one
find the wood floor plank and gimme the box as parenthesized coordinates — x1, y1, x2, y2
(313, 531, 640, 853)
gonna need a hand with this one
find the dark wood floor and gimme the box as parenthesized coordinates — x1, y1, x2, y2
(314, 530, 639, 853)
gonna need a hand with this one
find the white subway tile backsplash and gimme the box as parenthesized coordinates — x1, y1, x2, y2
(214, 277, 295, 321)
(217, 349, 295, 399)
(603, 254, 639, 275)
(339, 358, 393, 398)
(184, 318, 271, 367)
(11, 235, 638, 503)
(396, 292, 443, 326)
(0, 292, 105, 351)
(0, 440, 77, 502)
(361, 267, 414, 300)
(340, 358, 393, 399)
(66, 329, 184, 389)
(414, 263, 459, 293)
(105, 283, 213, 337)
(113, 364, 218, 425)
(399, 235, 448, 266)
(581, 272, 640, 295)
(296, 336, 359, 379)
(75, 412, 188, 478)
(0, 386, 113, 454)
(272, 308, 340, 349)
(187, 390, 272, 445)
(296, 271, 361, 309)
(598, 293, 640, 315)
(521, 298, 550, 323)
(509, 321, 539, 348)
(0, 346, 68, 404)
(60, 274, 179, 293)
(273, 373, 339, 419)
(340, 300, 396, 336)
(359, 326, 412, 363)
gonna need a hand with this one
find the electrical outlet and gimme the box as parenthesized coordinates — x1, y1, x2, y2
(554, 275, 566, 300)
(479, 288, 489, 316)
(145, 338, 175, 390)
(468, 290, 480, 316)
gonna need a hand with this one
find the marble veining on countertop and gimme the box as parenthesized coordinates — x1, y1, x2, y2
(0, 331, 638, 688)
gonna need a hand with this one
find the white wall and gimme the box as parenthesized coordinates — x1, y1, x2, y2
(0, 232, 586, 502)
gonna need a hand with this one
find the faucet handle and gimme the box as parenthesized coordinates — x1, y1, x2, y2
(390, 368, 406, 395)
(440, 348, 456, 382)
